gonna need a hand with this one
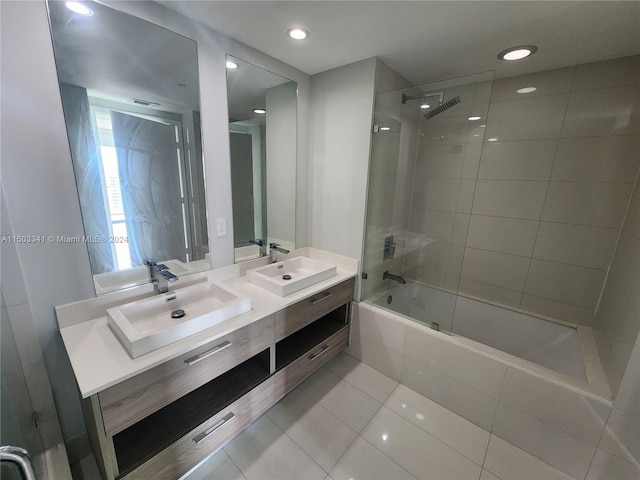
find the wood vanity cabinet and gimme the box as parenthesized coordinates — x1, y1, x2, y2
(83, 278, 354, 480)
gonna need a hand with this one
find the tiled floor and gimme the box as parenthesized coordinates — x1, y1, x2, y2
(184, 353, 575, 480)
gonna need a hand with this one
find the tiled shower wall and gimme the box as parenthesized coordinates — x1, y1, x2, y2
(404, 55, 640, 325)
(593, 171, 640, 395)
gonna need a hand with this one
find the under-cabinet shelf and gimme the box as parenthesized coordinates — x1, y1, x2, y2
(113, 349, 270, 476)
(276, 303, 349, 371)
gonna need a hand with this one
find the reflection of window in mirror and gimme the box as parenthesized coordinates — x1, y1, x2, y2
(89, 105, 190, 271)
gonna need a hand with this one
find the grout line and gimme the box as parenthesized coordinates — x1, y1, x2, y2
(221, 447, 248, 480)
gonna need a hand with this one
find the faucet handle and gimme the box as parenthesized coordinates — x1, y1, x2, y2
(269, 242, 280, 249)
(250, 239, 264, 247)
(155, 263, 169, 271)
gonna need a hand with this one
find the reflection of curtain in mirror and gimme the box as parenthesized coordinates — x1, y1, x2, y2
(59, 83, 114, 274)
(111, 112, 186, 266)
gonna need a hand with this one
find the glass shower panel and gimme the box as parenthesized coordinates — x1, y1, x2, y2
(405, 72, 494, 292)
(362, 72, 494, 334)
(361, 87, 422, 301)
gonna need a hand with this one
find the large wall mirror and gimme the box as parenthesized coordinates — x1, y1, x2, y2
(47, 0, 210, 294)
(226, 56, 297, 262)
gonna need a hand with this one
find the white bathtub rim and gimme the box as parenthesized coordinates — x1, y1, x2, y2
(357, 302, 612, 406)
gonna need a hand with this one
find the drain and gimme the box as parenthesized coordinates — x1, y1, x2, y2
(282, 274, 292, 280)
(171, 309, 186, 319)
(387, 295, 393, 304)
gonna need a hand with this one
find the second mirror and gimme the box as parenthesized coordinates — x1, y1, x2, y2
(226, 56, 297, 262)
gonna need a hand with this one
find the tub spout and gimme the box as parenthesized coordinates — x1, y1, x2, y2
(383, 270, 406, 284)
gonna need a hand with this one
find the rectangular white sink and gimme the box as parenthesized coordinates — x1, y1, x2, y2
(247, 257, 337, 297)
(107, 282, 251, 358)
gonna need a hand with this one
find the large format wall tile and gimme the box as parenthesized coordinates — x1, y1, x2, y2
(572, 55, 640, 91)
(542, 182, 633, 228)
(485, 94, 570, 141)
(400, 55, 639, 329)
(461, 247, 530, 292)
(478, 139, 558, 180)
(520, 294, 594, 325)
(490, 67, 575, 103)
(457, 279, 523, 307)
(466, 215, 539, 257)
(412, 178, 461, 212)
(532, 222, 619, 270)
(586, 449, 640, 480)
(472, 180, 547, 220)
(552, 135, 640, 182)
(524, 260, 606, 309)
(415, 143, 465, 179)
(562, 86, 640, 137)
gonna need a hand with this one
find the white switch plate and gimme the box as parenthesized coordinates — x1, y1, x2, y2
(216, 218, 227, 237)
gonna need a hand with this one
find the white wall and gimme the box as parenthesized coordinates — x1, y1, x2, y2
(308, 58, 412, 274)
(0, 0, 310, 447)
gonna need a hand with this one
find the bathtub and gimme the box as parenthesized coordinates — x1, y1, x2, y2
(349, 286, 614, 479)
(371, 282, 589, 381)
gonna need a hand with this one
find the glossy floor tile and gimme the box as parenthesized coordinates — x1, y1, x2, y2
(189, 355, 579, 480)
(329, 437, 417, 480)
(266, 388, 358, 471)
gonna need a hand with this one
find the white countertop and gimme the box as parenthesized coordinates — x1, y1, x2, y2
(57, 249, 357, 398)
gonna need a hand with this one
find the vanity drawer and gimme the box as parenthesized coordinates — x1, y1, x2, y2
(274, 326, 349, 402)
(275, 278, 354, 342)
(121, 377, 274, 480)
(99, 315, 274, 436)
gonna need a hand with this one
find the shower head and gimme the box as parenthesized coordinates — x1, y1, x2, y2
(423, 96, 460, 119)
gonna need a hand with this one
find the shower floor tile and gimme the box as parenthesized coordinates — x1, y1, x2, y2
(177, 354, 578, 480)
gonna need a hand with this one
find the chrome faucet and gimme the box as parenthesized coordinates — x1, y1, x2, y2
(269, 242, 290, 263)
(249, 239, 266, 257)
(146, 261, 178, 294)
(383, 270, 406, 284)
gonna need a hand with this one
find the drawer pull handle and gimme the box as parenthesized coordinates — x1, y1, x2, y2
(193, 412, 234, 444)
(185, 340, 232, 366)
(308, 344, 330, 360)
(310, 292, 333, 305)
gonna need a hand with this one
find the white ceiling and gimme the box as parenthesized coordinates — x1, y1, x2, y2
(159, 1, 640, 84)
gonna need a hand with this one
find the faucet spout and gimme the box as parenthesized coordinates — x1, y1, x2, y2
(269, 242, 290, 263)
(147, 261, 178, 294)
(249, 239, 266, 257)
(383, 270, 406, 284)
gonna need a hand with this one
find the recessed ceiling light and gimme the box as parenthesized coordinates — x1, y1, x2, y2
(487, 138, 498, 142)
(65, 1, 93, 15)
(468, 116, 482, 121)
(517, 86, 537, 94)
(226, 60, 238, 69)
(498, 45, 538, 61)
(420, 103, 430, 109)
(287, 28, 309, 40)
(380, 127, 391, 131)
(252, 108, 266, 114)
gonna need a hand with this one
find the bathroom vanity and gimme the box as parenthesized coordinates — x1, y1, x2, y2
(56, 250, 356, 479)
